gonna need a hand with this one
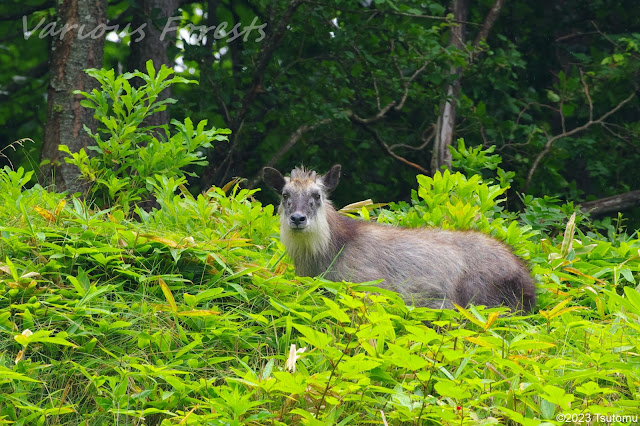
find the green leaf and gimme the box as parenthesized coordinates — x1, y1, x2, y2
(540, 385, 574, 409)
(623, 286, 640, 313)
(575, 381, 614, 396)
(385, 343, 429, 370)
(434, 380, 471, 399)
(0, 366, 40, 383)
(540, 398, 555, 419)
(292, 323, 332, 349)
(158, 277, 178, 313)
(338, 353, 382, 378)
(546, 90, 561, 102)
(174, 337, 202, 359)
(404, 325, 442, 344)
(145, 59, 156, 79)
(510, 340, 555, 351)
(16, 329, 77, 348)
(321, 297, 351, 323)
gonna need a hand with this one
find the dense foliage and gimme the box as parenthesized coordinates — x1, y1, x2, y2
(2, 38, 640, 425)
(2, 152, 640, 424)
(2, 0, 639, 210)
(2, 69, 640, 424)
(63, 60, 230, 213)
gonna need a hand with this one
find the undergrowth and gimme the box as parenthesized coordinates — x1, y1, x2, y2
(2, 163, 640, 425)
(1, 63, 639, 426)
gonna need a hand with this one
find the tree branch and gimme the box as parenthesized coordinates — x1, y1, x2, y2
(206, 0, 304, 186)
(264, 118, 333, 169)
(473, 0, 505, 47)
(579, 69, 593, 122)
(229, 0, 304, 133)
(580, 190, 640, 217)
(395, 59, 432, 111)
(249, 117, 333, 187)
(389, 125, 435, 151)
(350, 55, 432, 125)
(349, 102, 396, 124)
(254, 48, 434, 186)
(356, 122, 430, 174)
(525, 92, 636, 190)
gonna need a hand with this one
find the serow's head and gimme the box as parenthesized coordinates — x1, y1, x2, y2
(263, 165, 341, 232)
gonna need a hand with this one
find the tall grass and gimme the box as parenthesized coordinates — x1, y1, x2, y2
(1, 63, 638, 425)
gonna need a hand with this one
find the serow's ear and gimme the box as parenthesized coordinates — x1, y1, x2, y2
(321, 164, 341, 193)
(263, 167, 286, 194)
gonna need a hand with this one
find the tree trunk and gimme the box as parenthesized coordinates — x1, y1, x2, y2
(129, 0, 180, 128)
(580, 190, 640, 217)
(430, 0, 505, 173)
(431, 0, 467, 173)
(40, 0, 106, 193)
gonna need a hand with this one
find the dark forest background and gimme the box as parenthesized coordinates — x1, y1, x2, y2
(1, 0, 639, 216)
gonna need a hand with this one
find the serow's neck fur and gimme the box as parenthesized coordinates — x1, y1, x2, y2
(279, 202, 352, 277)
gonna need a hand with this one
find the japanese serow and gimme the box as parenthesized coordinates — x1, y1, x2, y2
(263, 165, 536, 312)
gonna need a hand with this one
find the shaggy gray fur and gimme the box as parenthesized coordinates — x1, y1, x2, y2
(263, 165, 536, 311)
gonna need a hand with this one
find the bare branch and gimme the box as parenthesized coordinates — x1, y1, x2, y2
(395, 59, 432, 111)
(559, 99, 566, 134)
(266, 118, 333, 169)
(515, 102, 560, 127)
(601, 123, 637, 149)
(249, 118, 334, 188)
(473, 0, 505, 47)
(350, 102, 396, 124)
(591, 21, 621, 50)
(579, 69, 593, 122)
(352, 56, 433, 125)
(373, 74, 381, 110)
(479, 124, 489, 147)
(513, 102, 533, 127)
(357, 122, 430, 175)
(497, 127, 538, 152)
(581, 190, 640, 217)
(506, 102, 560, 146)
(555, 31, 599, 43)
(525, 92, 636, 190)
(390, 125, 435, 151)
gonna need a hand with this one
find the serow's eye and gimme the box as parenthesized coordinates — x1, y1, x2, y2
(282, 193, 290, 199)
(313, 193, 321, 200)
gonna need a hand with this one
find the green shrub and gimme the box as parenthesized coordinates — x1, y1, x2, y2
(61, 60, 230, 214)
(1, 117, 639, 425)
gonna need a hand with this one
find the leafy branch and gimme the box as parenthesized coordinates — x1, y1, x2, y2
(64, 60, 230, 213)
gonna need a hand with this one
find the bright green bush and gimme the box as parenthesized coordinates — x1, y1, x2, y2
(60, 60, 230, 214)
(2, 120, 640, 423)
